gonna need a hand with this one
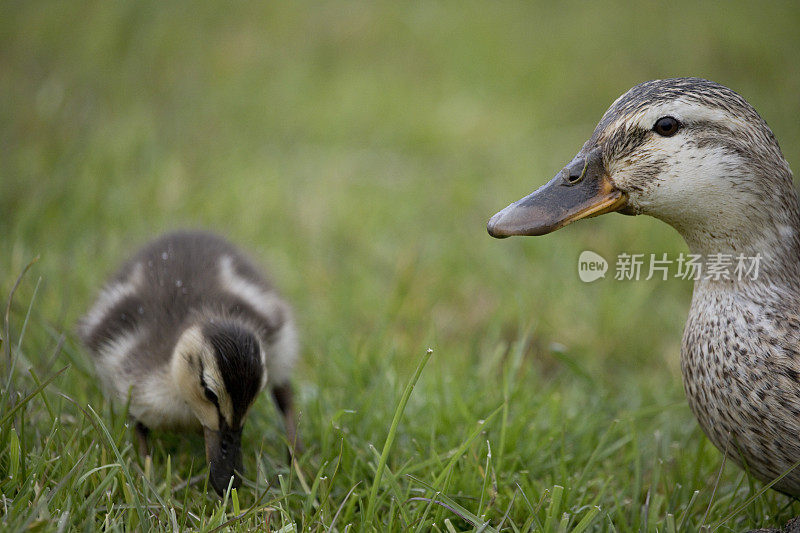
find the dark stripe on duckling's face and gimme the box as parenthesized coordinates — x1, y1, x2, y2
(202, 321, 263, 428)
(196, 335, 255, 497)
(198, 359, 221, 412)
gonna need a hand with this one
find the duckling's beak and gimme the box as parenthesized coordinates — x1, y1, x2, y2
(487, 147, 627, 237)
(203, 425, 243, 496)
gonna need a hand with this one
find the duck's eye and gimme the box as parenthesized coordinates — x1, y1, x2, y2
(653, 116, 680, 137)
(204, 387, 219, 406)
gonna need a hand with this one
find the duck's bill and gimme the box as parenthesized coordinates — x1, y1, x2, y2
(203, 425, 243, 496)
(487, 149, 627, 238)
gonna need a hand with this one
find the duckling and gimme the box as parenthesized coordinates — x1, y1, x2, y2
(79, 230, 299, 496)
(488, 78, 800, 498)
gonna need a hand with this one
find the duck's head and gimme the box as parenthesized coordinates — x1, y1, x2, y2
(171, 320, 266, 496)
(488, 78, 796, 255)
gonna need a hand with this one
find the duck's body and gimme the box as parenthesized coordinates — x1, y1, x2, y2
(683, 277, 800, 493)
(79, 230, 299, 494)
(488, 78, 800, 496)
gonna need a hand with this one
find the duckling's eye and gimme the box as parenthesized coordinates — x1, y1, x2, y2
(653, 116, 680, 137)
(204, 387, 219, 406)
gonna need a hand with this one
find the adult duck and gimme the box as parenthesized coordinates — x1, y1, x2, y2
(488, 78, 800, 500)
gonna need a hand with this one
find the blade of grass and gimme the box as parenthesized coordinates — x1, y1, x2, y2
(3, 255, 39, 362)
(543, 485, 564, 533)
(0, 364, 69, 426)
(59, 393, 150, 529)
(364, 347, 433, 526)
(329, 481, 361, 531)
(405, 476, 499, 533)
(702, 435, 730, 529)
(571, 506, 602, 533)
(431, 405, 503, 489)
(712, 458, 800, 531)
(207, 480, 274, 533)
(15, 275, 41, 352)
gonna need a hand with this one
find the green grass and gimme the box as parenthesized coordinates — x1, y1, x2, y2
(2, 1, 800, 530)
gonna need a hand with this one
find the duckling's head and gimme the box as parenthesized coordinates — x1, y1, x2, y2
(488, 78, 797, 255)
(171, 320, 266, 496)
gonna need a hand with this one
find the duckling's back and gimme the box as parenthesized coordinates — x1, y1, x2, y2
(79, 231, 297, 404)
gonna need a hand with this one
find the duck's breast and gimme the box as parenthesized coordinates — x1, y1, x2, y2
(682, 284, 800, 495)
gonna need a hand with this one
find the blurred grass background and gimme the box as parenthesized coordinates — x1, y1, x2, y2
(2, 1, 800, 530)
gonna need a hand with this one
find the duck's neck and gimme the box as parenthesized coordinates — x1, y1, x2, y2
(676, 172, 800, 289)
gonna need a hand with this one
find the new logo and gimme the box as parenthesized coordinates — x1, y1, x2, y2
(578, 251, 608, 282)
